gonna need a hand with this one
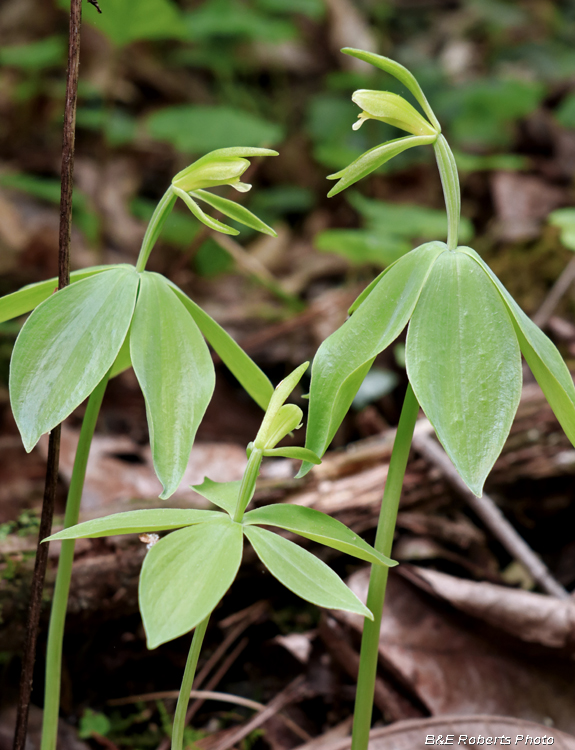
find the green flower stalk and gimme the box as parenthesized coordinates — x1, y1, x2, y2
(300, 48, 575, 750)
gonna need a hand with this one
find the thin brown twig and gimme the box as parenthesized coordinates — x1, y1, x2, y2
(109, 689, 310, 742)
(199, 676, 308, 750)
(186, 637, 248, 722)
(412, 422, 569, 599)
(532, 255, 575, 330)
(12, 1, 81, 747)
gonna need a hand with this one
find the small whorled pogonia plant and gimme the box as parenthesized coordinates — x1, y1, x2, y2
(299, 49, 575, 750)
(1, 147, 279, 750)
(45, 363, 398, 750)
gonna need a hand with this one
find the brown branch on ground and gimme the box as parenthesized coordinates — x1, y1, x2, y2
(411, 422, 569, 599)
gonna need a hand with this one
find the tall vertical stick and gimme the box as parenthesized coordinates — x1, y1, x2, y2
(12, 1, 82, 748)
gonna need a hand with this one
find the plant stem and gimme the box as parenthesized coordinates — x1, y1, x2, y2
(12, 0, 81, 747)
(135, 187, 177, 273)
(434, 134, 460, 251)
(350, 383, 419, 750)
(171, 616, 210, 750)
(12, 429, 61, 750)
(232, 448, 263, 522)
(40, 370, 110, 750)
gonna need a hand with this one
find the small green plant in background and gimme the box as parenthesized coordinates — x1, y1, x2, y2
(299, 48, 575, 750)
(1, 147, 279, 750)
(45, 363, 396, 750)
(315, 192, 474, 268)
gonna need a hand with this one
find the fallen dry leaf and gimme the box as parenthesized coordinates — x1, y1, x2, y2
(401, 566, 575, 653)
(294, 715, 575, 750)
(335, 569, 575, 730)
(39, 425, 247, 516)
(491, 172, 564, 241)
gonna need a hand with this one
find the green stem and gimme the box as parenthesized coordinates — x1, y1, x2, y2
(434, 134, 460, 251)
(135, 187, 177, 273)
(232, 448, 263, 523)
(40, 371, 110, 750)
(171, 615, 210, 750)
(350, 383, 419, 750)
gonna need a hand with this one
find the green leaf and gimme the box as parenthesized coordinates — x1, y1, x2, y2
(327, 135, 436, 197)
(146, 105, 284, 153)
(549, 209, 575, 252)
(109, 330, 132, 379)
(557, 93, 575, 130)
(341, 48, 441, 131)
(45, 509, 223, 541)
(460, 246, 575, 448)
(0, 265, 122, 324)
(192, 190, 277, 236)
(0, 36, 65, 70)
(80, 0, 185, 47)
(168, 284, 273, 411)
(406, 250, 522, 496)
(262, 446, 321, 464)
(348, 193, 474, 245)
(243, 525, 373, 619)
(300, 241, 446, 476)
(130, 274, 215, 499)
(315, 229, 410, 268)
(191, 477, 242, 516)
(10, 269, 139, 451)
(172, 187, 239, 235)
(140, 518, 243, 648)
(244, 505, 395, 567)
(348, 266, 394, 315)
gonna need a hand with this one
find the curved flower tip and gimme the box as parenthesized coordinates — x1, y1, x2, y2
(172, 154, 251, 192)
(351, 90, 438, 137)
(171, 148, 278, 237)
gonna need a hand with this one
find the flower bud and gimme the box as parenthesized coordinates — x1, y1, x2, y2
(264, 404, 303, 450)
(172, 155, 251, 193)
(351, 90, 437, 137)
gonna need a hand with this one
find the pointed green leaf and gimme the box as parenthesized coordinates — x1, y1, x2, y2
(262, 446, 321, 464)
(109, 328, 132, 378)
(130, 273, 215, 499)
(341, 48, 441, 131)
(406, 250, 522, 496)
(327, 135, 436, 197)
(172, 186, 238, 235)
(192, 190, 276, 237)
(191, 477, 242, 516)
(168, 283, 273, 411)
(45, 508, 223, 541)
(244, 504, 395, 567)
(348, 264, 395, 315)
(140, 518, 243, 648)
(460, 246, 575, 446)
(300, 241, 446, 476)
(195, 147, 279, 160)
(0, 264, 126, 324)
(244, 525, 372, 619)
(10, 268, 139, 451)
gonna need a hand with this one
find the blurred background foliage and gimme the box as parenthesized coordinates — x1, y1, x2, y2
(0, 0, 574, 384)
